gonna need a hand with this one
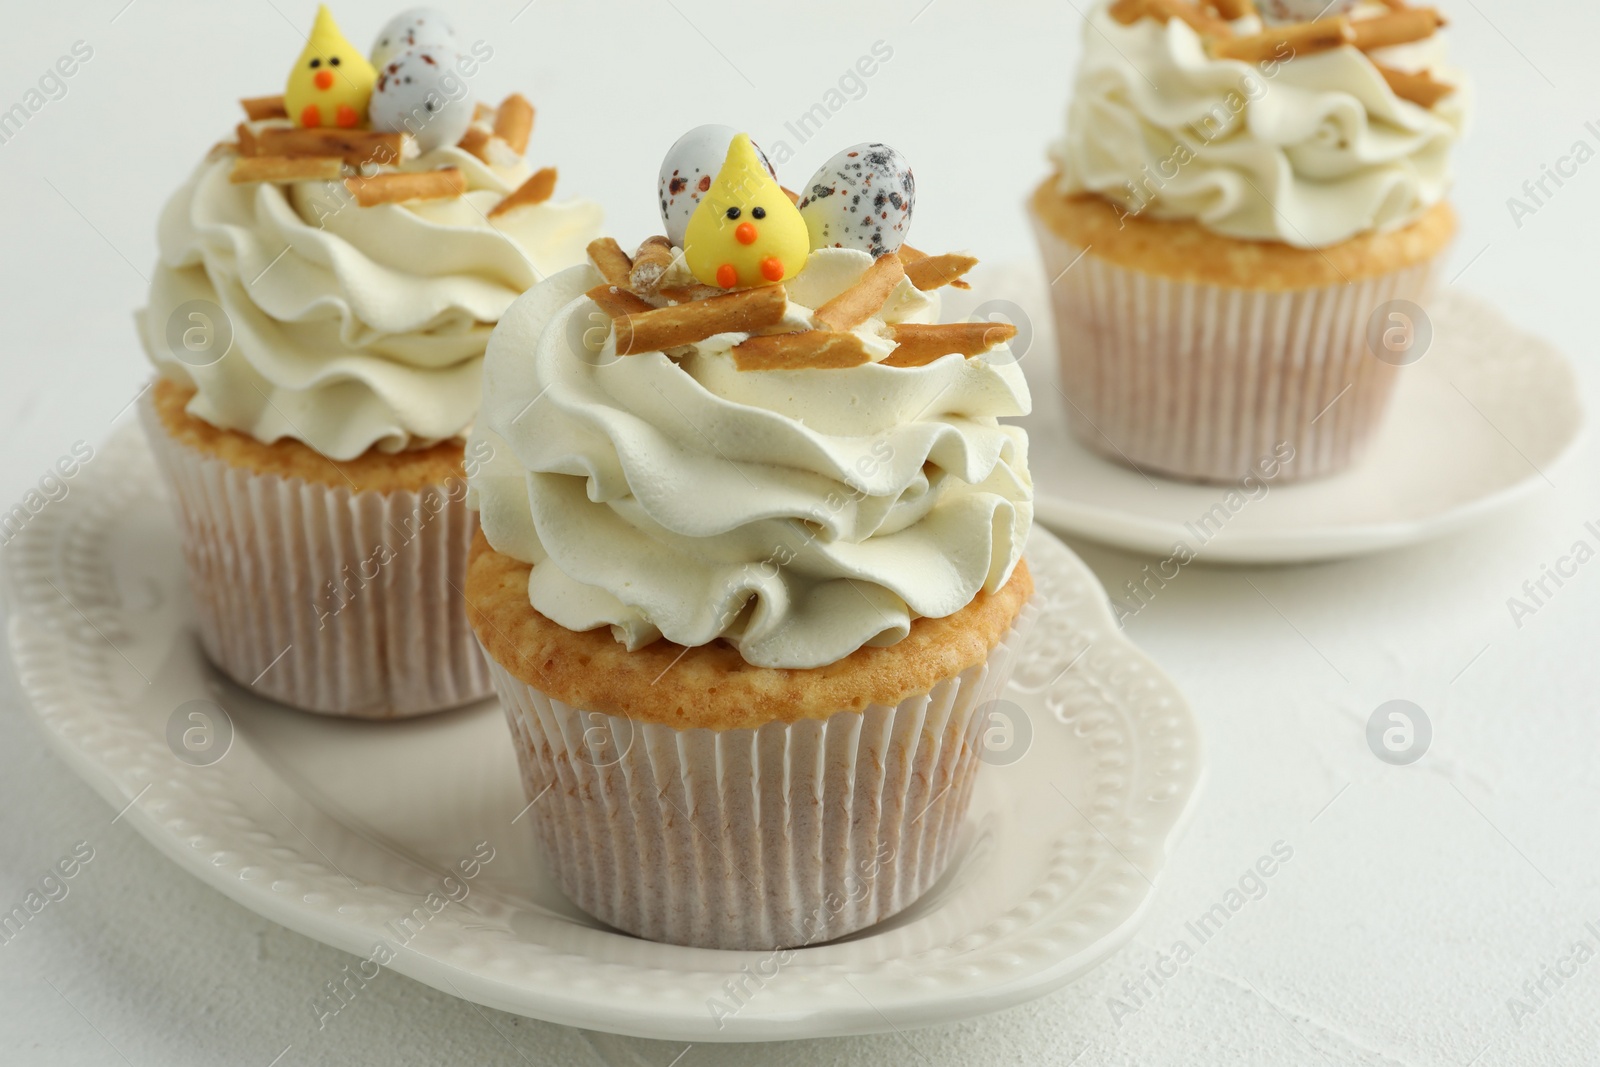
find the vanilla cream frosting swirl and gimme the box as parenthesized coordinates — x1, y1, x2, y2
(1052, 2, 1467, 248)
(468, 248, 1033, 669)
(140, 136, 602, 459)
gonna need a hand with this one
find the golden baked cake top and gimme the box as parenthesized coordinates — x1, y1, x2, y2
(468, 531, 1033, 730)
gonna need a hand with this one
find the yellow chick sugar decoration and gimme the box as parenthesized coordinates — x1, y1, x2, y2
(683, 134, 809, 290)
(286, 5, 377, 130)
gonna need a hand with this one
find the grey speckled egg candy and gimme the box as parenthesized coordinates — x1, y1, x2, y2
(797, 144, 915, 258)
(370, 46, 474, 153)
(370, 7, 458, 69)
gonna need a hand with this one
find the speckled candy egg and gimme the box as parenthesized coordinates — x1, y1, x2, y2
(658, 125, 777, 248)
(369, 46, 474, 153)
(370, 7, 457, 69)
(797, 143, 914, 258)
(1258, 0, 1357, 24)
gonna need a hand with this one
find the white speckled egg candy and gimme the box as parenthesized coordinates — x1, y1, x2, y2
(797, 143, 914, 258)
(658, 125, 778, 248)
(370, 7, 458, 69)
(1258, 0, 1357, 23)
(370, 46, 474, 153)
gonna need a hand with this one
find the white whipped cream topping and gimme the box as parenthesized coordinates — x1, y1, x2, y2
(140, 136, 603, 459)
(1051, 2, 1468, 247)
(468, 247, 1034, 669)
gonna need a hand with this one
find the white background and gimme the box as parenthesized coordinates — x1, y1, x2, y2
(2, 0, 1598, 1064)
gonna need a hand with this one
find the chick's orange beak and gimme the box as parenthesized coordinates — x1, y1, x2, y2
(735, 222, 758, 245)
(314, 70, 335, 90)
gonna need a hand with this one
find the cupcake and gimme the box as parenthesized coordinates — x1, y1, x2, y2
(466, 127, 1036, 949)
(138, 6, 602, 717)
(1033, 0, 1467, 482)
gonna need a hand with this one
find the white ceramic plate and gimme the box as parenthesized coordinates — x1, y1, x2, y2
(945, 272, 1585, 564)
(3, 427, 1202, 1043)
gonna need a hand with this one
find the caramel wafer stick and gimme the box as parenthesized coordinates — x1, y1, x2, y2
(494, 93, 534, 154)
(615, 285, 788, 355)
(628, 237, 676, 294)
(458, 125, 492, 162)
(1110, 0, 1147, 24)
(813, 254, 905, 332)
(258, 127, 405, 166)
(586, 284, 655, 319)
(586, 238, 634, 289)
(343, 168, 466, 206)
(1145, 0, 1231, 36)
(732, 330, 873, 371)
(1213, 16, 1354, 61)
(658, 284, 723, 304)
(240, 94, 287, 121)
(236, 122, 259, 157)
(882, 322, 1017, 367)
(488, 167, 558, 218)
(1110, 0, 1230, 34)
(1374, 63, 1454, 107)
(900, 250, 979, 291)
(1207, 0, 1254, 18)
(231, 155, 342, 184)
(1351, 7, 1444, 51)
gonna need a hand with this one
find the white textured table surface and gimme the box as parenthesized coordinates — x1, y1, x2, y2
(2, 1, 1597, 1064)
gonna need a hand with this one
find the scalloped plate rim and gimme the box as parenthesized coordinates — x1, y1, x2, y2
(1031, 445, 1584, 564)
(3, 426, 1204, 1043)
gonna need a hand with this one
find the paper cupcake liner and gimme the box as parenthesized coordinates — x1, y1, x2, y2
(1033, 216, 1447, 483)
(484, 597, 1038, 951)
(140, 397, 492, 718)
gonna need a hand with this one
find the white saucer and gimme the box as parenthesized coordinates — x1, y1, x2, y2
(3, 427, 1202, 1043)
(945, 271, 1585, 564)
